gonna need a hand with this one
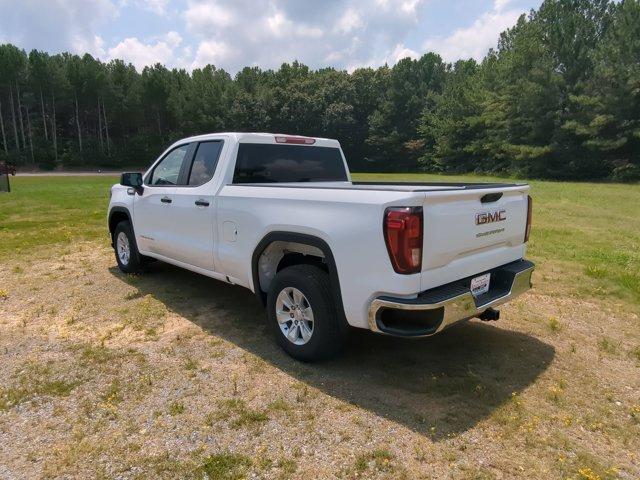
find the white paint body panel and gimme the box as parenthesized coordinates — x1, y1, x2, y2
(133, 185, 176, 255)
(108, 132, 530, 330)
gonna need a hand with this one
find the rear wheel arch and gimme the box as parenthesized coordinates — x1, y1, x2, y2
(251, 232, 347, 325)
(277, 252, 327, 274)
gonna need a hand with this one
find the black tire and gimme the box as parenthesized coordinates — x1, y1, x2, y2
(267, 264, 347, 361)
(113, 221, 143, 273)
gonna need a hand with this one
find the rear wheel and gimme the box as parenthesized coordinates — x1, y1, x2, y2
(267, 264, 347, 361)
(113, 221, 143, 273)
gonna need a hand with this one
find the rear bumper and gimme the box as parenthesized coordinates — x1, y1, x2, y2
(368, 259, 534, 337)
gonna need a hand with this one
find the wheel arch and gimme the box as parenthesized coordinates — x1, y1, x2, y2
(108, 207, 133, 245)
(251, 232, 347, 325)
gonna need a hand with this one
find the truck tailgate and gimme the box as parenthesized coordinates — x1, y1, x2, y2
(421, 185, 530, 289)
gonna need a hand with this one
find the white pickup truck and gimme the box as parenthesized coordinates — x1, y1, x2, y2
(108, 132, 534, 360)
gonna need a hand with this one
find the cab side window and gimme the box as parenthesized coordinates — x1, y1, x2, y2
(187, 141, 223, 186)
(148, 144, 190, 186)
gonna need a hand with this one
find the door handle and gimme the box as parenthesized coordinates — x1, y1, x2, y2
(160, 197, 172, 204)
(195, 200, 210, 207)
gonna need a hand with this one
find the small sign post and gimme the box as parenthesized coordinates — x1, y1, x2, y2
(0, 168, 9, 193)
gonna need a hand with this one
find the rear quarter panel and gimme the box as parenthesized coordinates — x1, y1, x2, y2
(216, 185, 427, 329)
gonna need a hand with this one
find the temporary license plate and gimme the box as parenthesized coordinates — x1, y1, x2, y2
(470, 273, 491, 297)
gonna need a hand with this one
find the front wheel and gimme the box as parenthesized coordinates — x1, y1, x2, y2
(113, 221, 143, 273)
(267, 264, 347, 361)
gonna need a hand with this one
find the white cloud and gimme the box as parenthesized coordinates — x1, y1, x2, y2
(73, 35, 106, 58)
(138, 0, 170, 15)
(265, 11, 323, 39)
(266, 11, 289, 37)
(185, 1, 236, 33)
(336, 8, 363, 34)
(191, 40, 233, 69)
(0, 0, 533, 74)
(494, 0, 513, 12)
(0, 0, 118, 55)
(344, 42, 419, 71)
(183, 0, 428, 72)
(119, 0, 170, 15)
(374, 0, 422, 17)
(389, 44, 420, 62)
(107, 31, 183, 70)
(399, 0, 421, 15)
(164, 31, 183, 48)
(422, 2, 524, 62)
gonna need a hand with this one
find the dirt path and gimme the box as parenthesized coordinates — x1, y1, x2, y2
(0, 244, 638, 479)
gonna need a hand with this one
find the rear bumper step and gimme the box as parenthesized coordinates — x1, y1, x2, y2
(368, 259, 534, 337)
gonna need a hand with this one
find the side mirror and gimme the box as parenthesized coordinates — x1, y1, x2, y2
(120, 172, 144, 194)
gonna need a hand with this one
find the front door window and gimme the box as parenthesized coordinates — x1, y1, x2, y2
(148, 145, 190, 186)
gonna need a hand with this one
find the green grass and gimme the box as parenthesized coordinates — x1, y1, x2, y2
(167, 401, 185, 415)
(547, 316, 562, 332)
(211, 398, 270, 428)
(1, 361, 80, 411)
(2, 173, 639, 479)
(0, 175, 118, 259)
(196, 453, 252, 480)
(354, 448, 396, 475)
(2, 173, 639, 309)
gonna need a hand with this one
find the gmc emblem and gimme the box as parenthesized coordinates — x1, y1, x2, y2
(476, 209, 506, 225)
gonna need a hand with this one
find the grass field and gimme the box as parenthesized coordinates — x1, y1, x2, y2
(0, 174, 639, 479)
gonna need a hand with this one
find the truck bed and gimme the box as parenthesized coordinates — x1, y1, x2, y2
(231, 181, 526, 192)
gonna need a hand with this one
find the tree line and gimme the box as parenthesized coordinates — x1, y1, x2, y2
(0, 0, 638, 181)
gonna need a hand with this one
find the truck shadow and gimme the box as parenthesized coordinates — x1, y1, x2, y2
(109, 262, 555, 440)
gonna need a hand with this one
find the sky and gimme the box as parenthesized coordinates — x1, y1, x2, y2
(0, 0, 542, 73)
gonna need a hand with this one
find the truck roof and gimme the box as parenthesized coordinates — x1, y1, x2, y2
(175, 132, 341, 148)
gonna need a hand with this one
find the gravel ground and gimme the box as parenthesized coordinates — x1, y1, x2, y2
(0, 243, 638, 479)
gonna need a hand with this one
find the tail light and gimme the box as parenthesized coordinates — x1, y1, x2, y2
(384, 207, 423, 274)
(524, 195, 532, 242)
(275, 135, 315, 145)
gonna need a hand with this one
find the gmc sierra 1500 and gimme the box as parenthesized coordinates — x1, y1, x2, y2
(108, 132, 534, 360)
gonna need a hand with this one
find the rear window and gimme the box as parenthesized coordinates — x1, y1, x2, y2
(188, 141, 223, 186)
(233, 144, 348, 184)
